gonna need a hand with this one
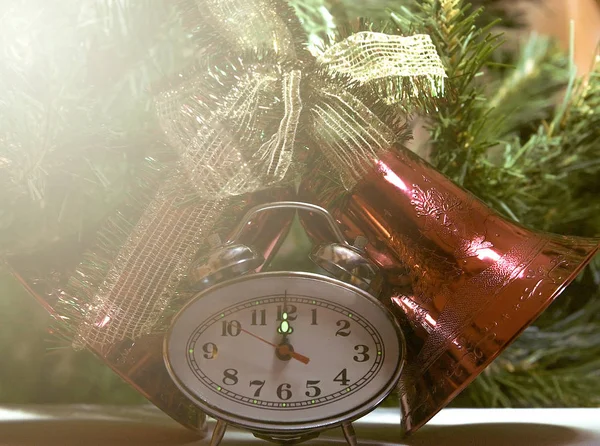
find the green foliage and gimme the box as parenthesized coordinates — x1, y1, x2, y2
(0, 0, 598, 408)
(290, 0, 528, 43)
(457, 288, 600, 408)
(0, 1, 190, 255)
(389, 0, 600, 408)
(0, 271, 144, 403)
(391, 0, 504, 182)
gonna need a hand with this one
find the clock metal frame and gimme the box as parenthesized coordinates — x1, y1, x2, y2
(163, 271, 406, 441)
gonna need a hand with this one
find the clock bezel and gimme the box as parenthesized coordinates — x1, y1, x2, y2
(163, 271, 406, 434)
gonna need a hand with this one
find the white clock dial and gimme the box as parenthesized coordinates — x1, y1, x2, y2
(165, 272, 404, 433)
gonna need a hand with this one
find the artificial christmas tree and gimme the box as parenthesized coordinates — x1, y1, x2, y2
(1, 0, 599, 428)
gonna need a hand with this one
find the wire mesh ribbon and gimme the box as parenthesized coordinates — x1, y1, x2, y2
(61, 0, 446, 352)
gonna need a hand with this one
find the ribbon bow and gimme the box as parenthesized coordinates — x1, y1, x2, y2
(67, 0, 445, 350)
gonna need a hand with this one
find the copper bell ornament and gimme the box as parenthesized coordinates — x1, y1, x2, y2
(9, 187, 295, 433)
(299, 146, 600, 433)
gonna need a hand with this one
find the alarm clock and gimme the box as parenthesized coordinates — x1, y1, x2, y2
(164, 202, 406, 445)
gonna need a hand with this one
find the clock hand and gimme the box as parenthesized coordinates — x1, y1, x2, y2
(276, 342, 310, 365)
(236, 324, 310, 365)
(278, 290, 294, 336)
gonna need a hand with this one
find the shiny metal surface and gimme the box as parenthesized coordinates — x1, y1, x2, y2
(210, 420, 228, 446)
(341, 422, 358, 446)
(310, 243, 382, 295)
(299, 147, 600, 434)
(9, 187, 296, 437)
(187, 244, 265, 291)
(227, 201, 348, 246)
(94, 190, 296, 433)
(1, 405, 599, 445)
(230, 201, 382, 295)
(227, 199, 384, 294)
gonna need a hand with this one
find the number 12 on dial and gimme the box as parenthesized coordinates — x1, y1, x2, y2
(165, 272, 405, 445)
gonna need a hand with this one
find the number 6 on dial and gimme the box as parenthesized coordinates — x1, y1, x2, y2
(165, 272, 405, 445)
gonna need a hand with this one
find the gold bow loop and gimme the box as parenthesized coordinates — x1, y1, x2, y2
(65, 28, 445, 352)
(317, 33, 446, 94)
(155, 66, 303, 199)
(157, 32, 446, 195)
(310, 32, 446, 188)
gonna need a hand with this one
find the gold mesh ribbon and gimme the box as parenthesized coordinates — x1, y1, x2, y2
(309, 33, 446, 187)
(74, 178, 224, 347)
(182, 0, 301, 58)
(64, 3, 446, 351)
(317, 33, 446, 96)
(70, 65, 303, 350)
(309, 86, 396, 188)
(155, 69, 302, 196)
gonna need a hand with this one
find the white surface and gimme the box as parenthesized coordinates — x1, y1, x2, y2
(359, 408, 600, 446)
(0, 406, 599, 445)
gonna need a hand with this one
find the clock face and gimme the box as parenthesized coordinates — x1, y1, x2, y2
(165, 272, 404, 432)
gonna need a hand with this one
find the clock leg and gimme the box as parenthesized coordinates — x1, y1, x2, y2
(341, 422, 358, 446)
(210, 420, 228, 446)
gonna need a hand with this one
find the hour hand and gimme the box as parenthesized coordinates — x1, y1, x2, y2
(236, 323, 309, 364)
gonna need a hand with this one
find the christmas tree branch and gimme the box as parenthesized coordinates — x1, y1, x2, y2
(1, 0, 598, 408)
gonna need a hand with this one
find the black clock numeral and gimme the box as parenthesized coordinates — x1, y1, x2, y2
(333, 368, 350, 386)
(223, 369, 238, 386)
(202, 342, 218, 359)
(311, 308, 318, 325)
(335, 320, 351, 337)
(249, 380, 265, 397)
(276, 305, 297, 321)
(305, 380, 321, 398)
(277, 383, 292, 400)
(353, 345, 370, 362)
(221, 320, 241, 336)
(251, 309, 267, 326)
